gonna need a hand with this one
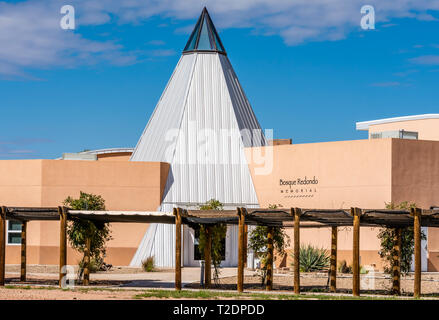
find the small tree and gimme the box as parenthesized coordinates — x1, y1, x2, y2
(248, 204, 290, 286)
(378, 202, 426, 275)
(64, 191, 112, 279)
(197, 199, 227, 284)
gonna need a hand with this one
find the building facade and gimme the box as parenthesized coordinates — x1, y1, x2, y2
(0, 7, 438, 271)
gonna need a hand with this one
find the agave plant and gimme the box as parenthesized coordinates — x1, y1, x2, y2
(291, 244, 330, 272)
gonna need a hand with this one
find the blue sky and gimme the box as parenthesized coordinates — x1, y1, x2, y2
(0, 0, 438, 159)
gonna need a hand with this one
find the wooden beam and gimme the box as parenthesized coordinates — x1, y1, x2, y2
(329, 226, 337, 293)
(204, 226, 212, 288)
(174, 207, 182, 291)
(58, 206, 67, 287)
(237, 207, 245, 293)
(411, 207, 422, 298)
(0, 206, 6, 286)
(83, 237, 91, 286)
(20, 221, 27, 282)
(293, 207, 301, 294)
(266, 226, 274, 291)
(351, 207, 362, 297)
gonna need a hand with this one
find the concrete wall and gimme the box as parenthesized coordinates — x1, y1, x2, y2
(0, 159, 169, 266)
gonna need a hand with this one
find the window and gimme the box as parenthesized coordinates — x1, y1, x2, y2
(7, 220, 22, 245)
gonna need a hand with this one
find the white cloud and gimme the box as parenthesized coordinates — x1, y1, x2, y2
(370, 81, 401, 87)
(410, 55, 439, 65)
(0, 0, 438, 77)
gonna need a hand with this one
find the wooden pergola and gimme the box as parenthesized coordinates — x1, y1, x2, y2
(1, 205, 438, 298)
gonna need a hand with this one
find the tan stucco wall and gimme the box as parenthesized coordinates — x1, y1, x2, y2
(390, 139, 439, 271)
(247, 138, 439, 271)
(246, 139, 393, 209)
(368, 119, 439, 141)
(0, 159, 169, 266)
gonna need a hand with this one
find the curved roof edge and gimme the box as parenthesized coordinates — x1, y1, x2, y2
(356, 114, 439, 131)
(56, 148, 134, 160)
(79, 148, 134, 155)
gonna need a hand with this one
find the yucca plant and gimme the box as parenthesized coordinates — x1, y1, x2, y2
(291, 244, 330, 272)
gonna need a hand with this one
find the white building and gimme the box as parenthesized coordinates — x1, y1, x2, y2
(129, 8, 265, 268)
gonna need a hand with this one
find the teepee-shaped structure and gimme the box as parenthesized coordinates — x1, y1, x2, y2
(130, 8, 265, 267)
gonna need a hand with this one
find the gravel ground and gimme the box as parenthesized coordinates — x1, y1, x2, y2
(0, 287, 143, 300)
(5, 264, 174, 274)
(186, 272, 439, 296)
(2, 265, 439, 299)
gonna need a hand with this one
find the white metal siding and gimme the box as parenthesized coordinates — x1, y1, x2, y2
(130, 53, 263, 267)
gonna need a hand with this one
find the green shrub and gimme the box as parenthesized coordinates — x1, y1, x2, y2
(337, 260, 368, 274)
(292, 244, 330, 272)
(79, 257, 101, 273)
(142, 256, 155, 272)
(338, 260, 352, 274)
(64, 191, 112, 281)
(248, 204, 290, 286)
(197, 199, 227, 284)
(378, 202, 427, 275)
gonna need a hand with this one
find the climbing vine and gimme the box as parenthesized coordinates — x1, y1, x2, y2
(378, 202, 426, 275)
(248, 204, 290, 286)
(197, 199, 227, 284)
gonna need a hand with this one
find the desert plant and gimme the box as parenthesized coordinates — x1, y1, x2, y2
(248, 204, 290, 286)
(78, 257, 101, 274)
(338, 260, 352, 274)
(292, 244, 330, 272)
(197, 199, 227, 284)
(378, 202, 426, 275)
(142, 256, 155, 272)
(337, 260, 368, 274)
(64, 191, 112, 281)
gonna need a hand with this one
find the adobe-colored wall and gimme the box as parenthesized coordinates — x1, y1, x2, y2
(391, 139, 439, 271)
(246, 139, 393, 270)
(368, 119, 439, 141)
(0, 159, 169, 266)
(246, 139, 393, 209)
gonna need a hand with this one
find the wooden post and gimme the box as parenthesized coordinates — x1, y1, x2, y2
(59, 206, 67, 287)
(411, 207, 422, 298)
(20, 221, 27, 282)
(83, 237, 91, 286)
(174, 207, 182, 291)
(0, 206, 6, 286)
(329, 226, 338, 293)
(244, 224, 248, 267)
(266, 226, 274, 291)
(204, 226, 212, 288)
(391, 228, 402, 295)
(237, 207, 245, 293)
(351, 207, 362, 297)
(293, 208, 301, 294)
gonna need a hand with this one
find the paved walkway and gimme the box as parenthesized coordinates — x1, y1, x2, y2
(6, 266, 254, 289)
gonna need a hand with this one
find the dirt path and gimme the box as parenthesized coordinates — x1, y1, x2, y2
(0, 287, 142, 300)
